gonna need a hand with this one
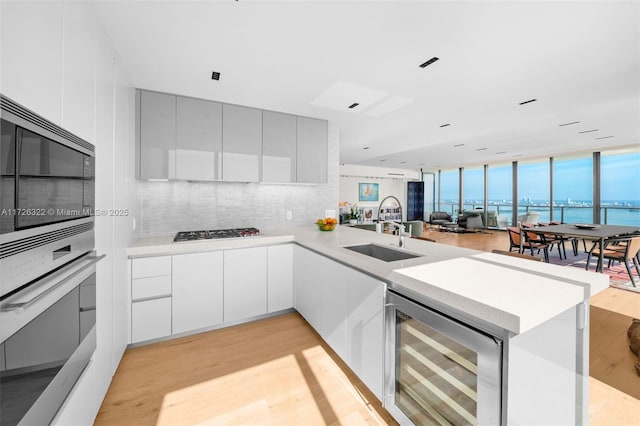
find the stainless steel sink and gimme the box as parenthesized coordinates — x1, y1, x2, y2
(344, 244, 422, 262)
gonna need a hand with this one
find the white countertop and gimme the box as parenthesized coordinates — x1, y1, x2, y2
(128, 225, 609, 334)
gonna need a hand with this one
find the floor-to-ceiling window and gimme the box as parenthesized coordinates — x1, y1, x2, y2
(422, 172, 436, 219)
(462, 166, 484, 212)
(601, 148, 640, 226)
(439, 169, 459, 217)
(517, 159, 551, 224)
(553, 154, 593, 224)
(488, 163, 513, 228)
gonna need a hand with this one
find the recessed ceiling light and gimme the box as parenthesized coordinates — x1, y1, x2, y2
(418, 163, 425, 166)
(595, 135, 614, 140)
(512, 154, 523, 157)
(380, 159, 386, 162)
(476, 148, 487, 151)
(453, 144, 465, 148)
(211, 71, 221, 80)
(348, 103, 359, 109)
(440, 123, 451, 128)
(496, 151, 507, 154)
(579, 129, 599, 134)
(559, 121, 580, 127)
(400, 161, 407, 164)
(518, 99, 537, 105)
(419, 57, 439, 68)
(363, 146, 370, 150)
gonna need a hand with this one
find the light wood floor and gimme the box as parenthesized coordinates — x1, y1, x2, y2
(96, 229, 640, 425)
(96, 313, 396, 426)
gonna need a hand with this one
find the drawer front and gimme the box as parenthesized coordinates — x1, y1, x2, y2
(131, 297, 172, 343)
(131, 256, 171, 279)
(132, 275, 172, 301)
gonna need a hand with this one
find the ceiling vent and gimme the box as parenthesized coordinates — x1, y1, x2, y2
(518, 99, 537, 105)
(211, 71, 221, 80)
(419, 57, 439, 68)
(348, 103, 359, 109)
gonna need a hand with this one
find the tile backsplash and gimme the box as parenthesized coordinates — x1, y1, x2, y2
(136, 127, 339, 237)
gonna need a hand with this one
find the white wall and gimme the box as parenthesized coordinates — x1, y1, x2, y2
(135, 126, 340, 237)
(1, 1, 135, 423)
(339, 164, 420, 221)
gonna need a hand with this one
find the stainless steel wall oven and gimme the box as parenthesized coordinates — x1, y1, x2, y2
(0, 94, 101, 426)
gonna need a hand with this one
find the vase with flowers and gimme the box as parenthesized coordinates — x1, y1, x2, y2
(349, 204, 360, 225)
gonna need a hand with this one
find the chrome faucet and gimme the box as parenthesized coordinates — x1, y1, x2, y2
(383, 221, 411, 248)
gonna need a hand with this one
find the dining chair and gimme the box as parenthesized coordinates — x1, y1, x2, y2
(534, 223, 568, 259)
(507, 227, 549, 262)
(586, 236, 640, 286)
(506, 227, 523, 253)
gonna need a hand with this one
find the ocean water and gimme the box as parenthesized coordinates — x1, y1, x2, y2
(439, 200, 640, 227)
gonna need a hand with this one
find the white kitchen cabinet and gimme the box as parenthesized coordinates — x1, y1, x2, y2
(267, 244, 293, 312)
(131, 297, 172, 343)
(172, 252, 224, 334)
(130, 256, 172, 343)
(293, 245, 322, 330)
(131, 275, 172, 300)
(138, 90, 176, 180)
(0, 1, 64, 126)
(222, 104, 262, 182)
(176, 96, 222, 181)
(346, 268, 385, 400)
(262, 111, 296, 183)
(131, 255, 172, 279)
(296, 116, 328, 184)
(293, 246, 347, 360)
(319, 255, 348, 361)
(224, 247, 268, 322)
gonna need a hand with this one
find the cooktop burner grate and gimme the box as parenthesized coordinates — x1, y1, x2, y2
(173, 228, 260, 242)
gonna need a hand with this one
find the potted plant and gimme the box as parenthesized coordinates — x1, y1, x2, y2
(349, 205, 360, 225)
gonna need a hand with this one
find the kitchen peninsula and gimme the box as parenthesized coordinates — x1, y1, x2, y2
(127, 225, 608, 425)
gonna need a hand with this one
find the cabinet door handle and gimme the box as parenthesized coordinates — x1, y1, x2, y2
(1, 254, 106, 312)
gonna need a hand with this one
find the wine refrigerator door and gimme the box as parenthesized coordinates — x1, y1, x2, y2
(384, 291, 503, 425)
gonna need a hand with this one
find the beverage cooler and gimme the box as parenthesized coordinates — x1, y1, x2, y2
(384, 290, 503, 425)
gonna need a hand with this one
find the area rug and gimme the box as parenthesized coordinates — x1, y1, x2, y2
(547, 251, 640, 293)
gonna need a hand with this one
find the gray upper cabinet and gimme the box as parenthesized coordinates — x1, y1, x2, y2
(139, 90, 176, 180)
(222, 104, 262, 182)
(176, 97, 222, 181)
(297, 116, 328, 184)
(137, 89, 327, 183)
(262, 111, 296, 183)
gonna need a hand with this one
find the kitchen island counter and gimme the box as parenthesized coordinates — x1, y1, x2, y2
(128, 225, 608, 335)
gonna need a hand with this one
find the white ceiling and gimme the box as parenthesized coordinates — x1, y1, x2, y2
(94, 0, 640, 170)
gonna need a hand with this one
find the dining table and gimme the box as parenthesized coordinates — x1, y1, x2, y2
(525, 223, 640, 272)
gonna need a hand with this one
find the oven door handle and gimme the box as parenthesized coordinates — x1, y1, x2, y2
(1, 254, 106, 312)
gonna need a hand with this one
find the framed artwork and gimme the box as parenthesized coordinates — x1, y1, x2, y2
(361, 208, 374, 222)
(359, 183, 379, 202)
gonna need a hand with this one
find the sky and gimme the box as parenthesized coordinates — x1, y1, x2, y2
(439, 151, 640, 204)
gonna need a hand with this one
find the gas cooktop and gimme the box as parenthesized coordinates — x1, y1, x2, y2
(173, 228, 260, 242)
